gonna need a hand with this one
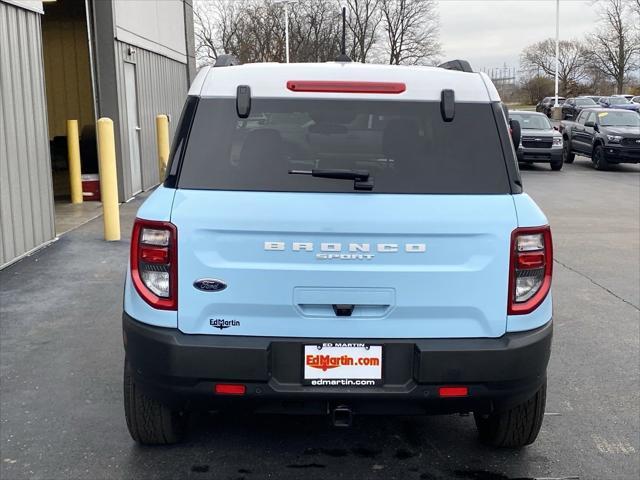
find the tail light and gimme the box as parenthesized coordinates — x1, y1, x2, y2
(508, 226, 552, 315)
(130, 218, 178, 310)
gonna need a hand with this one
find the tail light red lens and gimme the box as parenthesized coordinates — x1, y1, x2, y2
(131, 219, 178, 310)
(140, 246, 169, 264)
(508, 226, 553, 315)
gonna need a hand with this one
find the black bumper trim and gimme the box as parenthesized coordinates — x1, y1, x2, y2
(603, 145, 640, 163)
(123, 313, 552, 413)
(517, 147, 562, 163)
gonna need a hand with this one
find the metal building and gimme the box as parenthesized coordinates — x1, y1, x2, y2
(0, 0, 195, 268)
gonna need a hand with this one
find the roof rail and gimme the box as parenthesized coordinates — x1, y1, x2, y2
(214, 54, 241, 68)
(438, 59, 473, 73)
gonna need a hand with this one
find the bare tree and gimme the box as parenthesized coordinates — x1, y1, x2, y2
(194, 0, 346, 65)
(344, 0, 382, 63)
(585, 0, 640, 93)
(521, 39, 589, 95)
(194, 0, 243, 67)
(289, 1, 342, 62)
(519, 75, 555, 105)
(379, 0, 440, 65)
(194, 0, 442, 66)
(242, 1, 285, 62)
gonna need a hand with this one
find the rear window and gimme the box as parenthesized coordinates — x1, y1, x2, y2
(177, 98, 511, 194)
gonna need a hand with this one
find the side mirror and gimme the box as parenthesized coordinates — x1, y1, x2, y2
(553, 126, 559, 131)
(509, 119, 521, 147)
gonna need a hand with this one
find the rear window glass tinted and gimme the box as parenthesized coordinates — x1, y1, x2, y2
(177, 98, 511, 194)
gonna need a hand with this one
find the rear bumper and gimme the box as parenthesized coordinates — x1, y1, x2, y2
(123, 313, 552, 415)
(517, 147, 562, 163)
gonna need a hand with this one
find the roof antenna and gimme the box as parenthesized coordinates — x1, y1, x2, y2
(335, 6, 351, 62)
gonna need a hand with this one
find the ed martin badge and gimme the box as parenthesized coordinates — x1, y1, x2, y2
(210, 319, 240, 330)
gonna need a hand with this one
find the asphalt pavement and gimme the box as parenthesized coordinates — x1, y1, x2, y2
(1, 156, 638, 480)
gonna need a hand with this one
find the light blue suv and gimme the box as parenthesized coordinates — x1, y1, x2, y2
(123, 59, 553, 447)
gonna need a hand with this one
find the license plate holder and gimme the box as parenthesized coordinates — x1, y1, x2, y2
(303, 343, 383, 386)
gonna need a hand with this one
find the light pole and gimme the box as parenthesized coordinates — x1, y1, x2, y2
(554, 0, 560, 107)
(275, 0, 298, 63)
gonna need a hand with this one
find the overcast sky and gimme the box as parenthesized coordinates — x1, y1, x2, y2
(438, 0, 599, 72)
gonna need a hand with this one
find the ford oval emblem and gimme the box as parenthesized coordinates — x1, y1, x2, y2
(193, 279, 227, 292)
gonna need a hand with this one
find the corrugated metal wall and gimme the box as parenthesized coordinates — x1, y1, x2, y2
(0, 2, 56, 268)
(113, 41, 188, 200)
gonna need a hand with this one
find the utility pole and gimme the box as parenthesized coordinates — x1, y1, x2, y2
(284, 1, 290, 63)
(554, 0, 560, 107)
(275, 0, 298, 63)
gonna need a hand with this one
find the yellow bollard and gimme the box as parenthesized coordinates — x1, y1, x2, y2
(96, 117, 121, 241)
(156, 114, 170, 181)
(66, 120, 83, 204)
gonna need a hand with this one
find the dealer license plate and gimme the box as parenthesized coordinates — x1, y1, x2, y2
(303, 343, 382, 386)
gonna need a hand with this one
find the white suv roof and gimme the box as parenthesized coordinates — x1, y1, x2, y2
(189, 62, 500, 103)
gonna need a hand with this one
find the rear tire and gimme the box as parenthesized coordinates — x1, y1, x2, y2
(474, 380, 546, 448)
(593, 145, 609, 170)
(562, 140, 575, 163)
(124, 361, 188, 445)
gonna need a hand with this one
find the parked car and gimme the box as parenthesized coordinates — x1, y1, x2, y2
(612, 94, 634, 101)
(560, 108, 640, 169)
(561, 97, 598, 120)
(509, 111, 564, 170)
(582, 95, 603, 103)
(122, 58, 553, 447)
(536, 96, 566, 117)
(598, 96, 640, 112)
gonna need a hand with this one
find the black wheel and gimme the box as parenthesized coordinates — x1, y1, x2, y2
(550, 158, 563, 171)
(562, 140, 575, 163)
(474, 380, 546, 448)
(124, 361, 188, 445)
(593, 145, 609, 170)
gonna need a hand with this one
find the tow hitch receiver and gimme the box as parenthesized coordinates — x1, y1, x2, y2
(332, 405, 353, 427)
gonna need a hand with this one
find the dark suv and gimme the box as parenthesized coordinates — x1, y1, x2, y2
(561, 97, 598, 120)
(536, 96, 566, 117)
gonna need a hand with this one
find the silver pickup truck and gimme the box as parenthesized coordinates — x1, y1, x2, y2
(509, 111, 564, 171)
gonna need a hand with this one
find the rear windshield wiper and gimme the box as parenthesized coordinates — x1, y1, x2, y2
(288, 169, 374, 191)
